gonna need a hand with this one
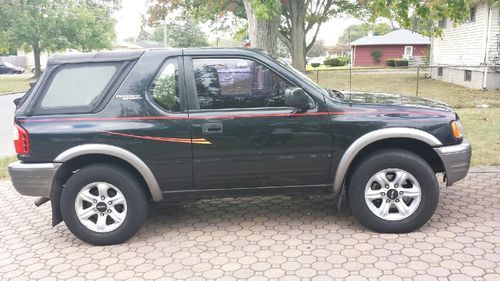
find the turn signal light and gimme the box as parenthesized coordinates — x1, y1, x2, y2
(13, 124, 30, 155)
(451, 121, 463, 139)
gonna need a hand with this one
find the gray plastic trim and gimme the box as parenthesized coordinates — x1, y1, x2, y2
(333, 128, 443, 194)
(55, 144, 163, 201)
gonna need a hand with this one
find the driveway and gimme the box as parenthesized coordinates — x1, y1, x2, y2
(0, 169, 499, 280)
(0, 92, 24, 157)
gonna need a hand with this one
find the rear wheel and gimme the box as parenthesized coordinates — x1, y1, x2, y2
(61, 164, 148, 245)
(347, 149, 439, 233)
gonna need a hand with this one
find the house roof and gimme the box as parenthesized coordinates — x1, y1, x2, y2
(350, 29, 430, 46)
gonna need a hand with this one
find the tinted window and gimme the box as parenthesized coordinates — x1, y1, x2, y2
(149, 59, 180, 112)
(40, 64, 117, 108)
(192, 58, 296, 110)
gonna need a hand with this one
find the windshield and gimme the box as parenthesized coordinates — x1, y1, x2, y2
(4, 62, 16, 68)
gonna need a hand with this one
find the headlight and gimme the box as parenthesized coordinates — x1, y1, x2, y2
(451, 120, 463, 139)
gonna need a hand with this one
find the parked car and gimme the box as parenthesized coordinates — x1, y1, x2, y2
(9, 49, 471, 245)
(31, 65, 45, 74)
(0, 62, 24, 74)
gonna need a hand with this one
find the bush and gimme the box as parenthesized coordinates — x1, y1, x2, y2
(371, 49, 382, 64)
(311, 62, 321, 68)
(385, 59, 396, 67)
(395, 59, 409, 67)
(385, 58, 409, 67)
(323, 57, 346, 67)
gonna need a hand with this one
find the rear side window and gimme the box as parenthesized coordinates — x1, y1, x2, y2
(148, 59, 180, 112)
(38, 63, 118, 112)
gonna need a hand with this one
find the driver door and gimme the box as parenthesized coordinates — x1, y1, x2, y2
(185, 57, 332, 190)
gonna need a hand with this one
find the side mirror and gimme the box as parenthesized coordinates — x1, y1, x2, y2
(285, 88, 309, 112)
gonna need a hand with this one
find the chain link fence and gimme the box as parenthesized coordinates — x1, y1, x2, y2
(306, 65, 500, 108)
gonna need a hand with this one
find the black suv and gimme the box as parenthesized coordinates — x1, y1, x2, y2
(9, 49, 471, 245)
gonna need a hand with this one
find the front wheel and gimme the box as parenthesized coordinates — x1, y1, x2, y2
(61, 164, 148, 245)
(347, 149, 439, 233)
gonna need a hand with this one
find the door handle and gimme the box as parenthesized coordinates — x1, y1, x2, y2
(202, 122, 223, 134)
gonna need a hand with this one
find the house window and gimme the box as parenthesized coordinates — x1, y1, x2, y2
(438, 67, 443, 77)
(467, 5, 476, 22)
(403, 46, 413, 58)
(438, 18, 447, 28)
(464, 70, 472, 81)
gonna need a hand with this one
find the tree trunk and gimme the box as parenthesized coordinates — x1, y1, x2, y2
(243, 0, 279, 55)
(33, 41, 41, 78)
(283, 0, 307, 72)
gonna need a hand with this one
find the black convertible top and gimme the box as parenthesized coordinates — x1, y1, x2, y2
(47, 50, 145, 65)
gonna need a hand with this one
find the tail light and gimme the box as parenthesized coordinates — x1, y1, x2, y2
(13, 124, 30, 155)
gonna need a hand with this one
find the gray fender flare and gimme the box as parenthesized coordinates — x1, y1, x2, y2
(333, 128, 443, 194)
(54, 144, 163, 201)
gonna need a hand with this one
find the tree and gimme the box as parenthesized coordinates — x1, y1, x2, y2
(147, 0, 280, 54)
(338, 23, 393, 45)
(278, 0, 356, 71)
(307, 39, 328, 57)
(150, 19, 209, 48)
(360, 0, 487, 37)
(0, 1, 117, 77)
(147, 0, 483, 72)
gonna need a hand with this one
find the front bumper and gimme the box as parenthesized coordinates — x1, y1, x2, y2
(434, 139, 472, 186)
(8, 161, 61, 198)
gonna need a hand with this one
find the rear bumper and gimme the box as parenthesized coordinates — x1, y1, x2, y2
(434, 139, 471, 186)
(8, 161, 61, 198)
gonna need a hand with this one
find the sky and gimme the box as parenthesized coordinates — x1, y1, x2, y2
(114, 0, 361, 46)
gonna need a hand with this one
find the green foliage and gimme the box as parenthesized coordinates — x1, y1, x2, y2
(323, 57, 346, 67)
(359, 0, 473, 37)
(338, 23, 393, 45)
(385, 58, 408, 67)
(151, 18, 209, 48)
(371, 49, 382, 64)
(0, 1, 116, 52)
(251, 0, 280, 19)
(152, 75, 178, 111)
(307, 39, 328, 57)
(0, 0, 116, 76)
(63, 4, 116, 52)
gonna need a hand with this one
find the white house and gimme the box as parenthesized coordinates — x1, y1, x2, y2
(430, 2, 499, 90)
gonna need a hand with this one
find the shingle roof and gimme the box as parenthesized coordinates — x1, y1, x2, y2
(350, 29, 430, 46)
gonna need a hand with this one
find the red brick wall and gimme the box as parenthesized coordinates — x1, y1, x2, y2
(352, 44, 429, 66)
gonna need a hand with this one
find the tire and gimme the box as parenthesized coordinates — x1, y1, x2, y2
(347, 149, 439, 233)
(60, 163, 148, 245)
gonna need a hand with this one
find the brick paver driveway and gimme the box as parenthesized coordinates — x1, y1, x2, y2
(0, 169, 499, 281)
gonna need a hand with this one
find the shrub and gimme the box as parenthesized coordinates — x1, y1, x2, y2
(385, 59, 396, 67)
(311, 62, 321, 68)
(385, 58, 409, 67)
(371, 49, 382, 64)
(395, 59, 409, 67)
(323, 57, 346, 67)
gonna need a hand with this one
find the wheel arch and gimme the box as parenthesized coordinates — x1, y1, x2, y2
(53, 144, 162, 201)
(49, 144, 162, 226)
(333, 128, 443, 195)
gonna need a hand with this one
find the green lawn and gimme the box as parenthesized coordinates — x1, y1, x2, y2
(308, 69, 500, 108)
(457, 108, 500, 166)
(0, 156, 16, 181)
(0, 75, 31, 94)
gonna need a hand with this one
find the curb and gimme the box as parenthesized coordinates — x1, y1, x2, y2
(0, 90, 26, 96)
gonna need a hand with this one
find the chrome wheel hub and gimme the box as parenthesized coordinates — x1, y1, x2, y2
(364, 168, 422, 221)
(75, 182, 127, 233)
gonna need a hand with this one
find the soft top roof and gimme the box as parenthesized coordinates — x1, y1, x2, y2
(47, 50, 145, 65)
